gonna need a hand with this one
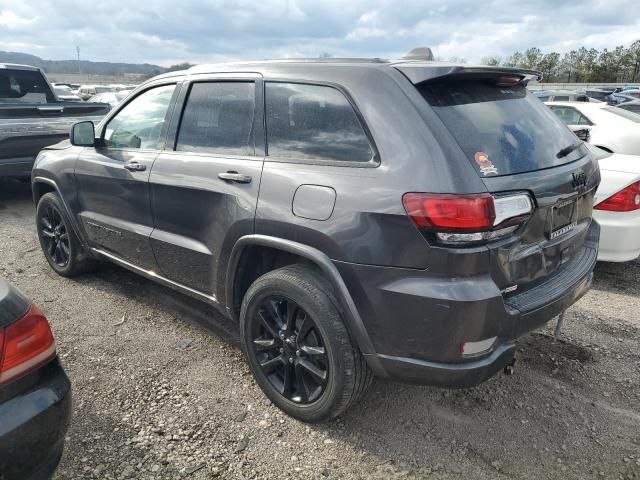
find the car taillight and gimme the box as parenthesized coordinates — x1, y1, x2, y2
(0, 305, 56, 385)
(402, 192, 533, 245)
(495, 75, 524, 87)
(594, 181, 640, 212)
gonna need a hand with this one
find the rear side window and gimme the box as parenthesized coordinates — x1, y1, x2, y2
(265, 82, 373, 162)
(176, 82, 255, 156)
(0, 69, 54, 103)
(549, 106, 593, 125)
(418, 79, 585, 176)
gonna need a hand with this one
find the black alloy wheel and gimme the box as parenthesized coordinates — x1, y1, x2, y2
(40, 204, 70, 268)
(249, 296, 328, 404)
(36, 192, 97, 277)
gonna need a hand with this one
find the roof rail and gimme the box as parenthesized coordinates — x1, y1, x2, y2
(400, 47, 434, 62)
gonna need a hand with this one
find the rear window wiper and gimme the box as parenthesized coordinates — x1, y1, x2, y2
(556, 142, 582, 159)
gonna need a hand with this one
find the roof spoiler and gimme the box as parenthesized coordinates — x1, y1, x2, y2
(392, 63, 543, 85)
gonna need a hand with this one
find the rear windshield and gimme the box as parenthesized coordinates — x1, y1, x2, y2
(0, 69, 54, 103)
(418, 78, 586, 176)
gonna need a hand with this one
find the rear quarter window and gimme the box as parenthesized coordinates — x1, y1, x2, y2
(265, 82, 373, 163)
(418, 78, 586, 176)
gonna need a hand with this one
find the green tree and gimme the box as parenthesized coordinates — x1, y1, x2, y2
(481, 56, 502, 66)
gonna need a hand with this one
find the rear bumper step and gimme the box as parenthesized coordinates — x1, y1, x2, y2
(505, 241, 597, 313)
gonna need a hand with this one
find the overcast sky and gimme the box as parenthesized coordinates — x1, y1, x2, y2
(1, 0, 639, 66)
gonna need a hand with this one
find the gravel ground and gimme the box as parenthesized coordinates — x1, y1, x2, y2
(1, 178, 639, 480)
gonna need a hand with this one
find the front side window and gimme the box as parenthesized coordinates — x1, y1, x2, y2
(549, 106, 593, 126)
(104, 84, 176, 149)
(176, 82, 255, 156)
(265, 82, 373, 162)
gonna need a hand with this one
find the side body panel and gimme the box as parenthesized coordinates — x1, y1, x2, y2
(254, 65, 487, 270)
(74, 147, 158, 269)
(71, 79, 182, 270)
(149, 74, 265, 297)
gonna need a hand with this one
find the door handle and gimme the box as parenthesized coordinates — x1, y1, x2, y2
(124, 161, 146, 172)
(218, 171, 252, 184)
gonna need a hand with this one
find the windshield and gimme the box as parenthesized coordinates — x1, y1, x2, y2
(0, 69, 54, 103)
(418, 78, 586, 176)
(95, 87, 112, 94)
(604, 107, 640, 123)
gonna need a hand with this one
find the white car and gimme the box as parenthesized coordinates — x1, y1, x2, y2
(88, 91, 130, 109)
(589, 145, 640, 262)
(546, 101, 640, 155)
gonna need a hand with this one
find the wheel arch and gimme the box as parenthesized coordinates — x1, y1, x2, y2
(226, 235, 376, 355)
(31, 176, 88, 249)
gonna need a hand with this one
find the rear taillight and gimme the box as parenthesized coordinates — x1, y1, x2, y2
(0, 305, 56, 385)
(594, 181, 640, 212)
(402, 192, 533, 244)
(402, 193, 496, 230)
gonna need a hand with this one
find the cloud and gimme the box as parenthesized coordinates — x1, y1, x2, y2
(0, 9, 36, 28)
(0, 0, 638, 66)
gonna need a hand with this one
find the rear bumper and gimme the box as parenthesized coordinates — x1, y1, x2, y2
(0, 358, 71, 480)
(594, 210, 640, 262)
(365, 343, 516, 388)
(338, 222, 599, 388)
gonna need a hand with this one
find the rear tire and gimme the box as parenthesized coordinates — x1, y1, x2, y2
(240, 264, 372, 422)
(36, 192, 97, 277)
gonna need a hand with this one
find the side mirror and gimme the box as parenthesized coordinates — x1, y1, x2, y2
(70, 121, 95, 147)
(573, 128, 590, 142)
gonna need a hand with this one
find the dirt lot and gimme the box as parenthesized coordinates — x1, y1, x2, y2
(1, 178, 639, 480)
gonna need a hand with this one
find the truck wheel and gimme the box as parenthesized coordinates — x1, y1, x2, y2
(36, 192, 97, 277)
(240, 264, 372, 422)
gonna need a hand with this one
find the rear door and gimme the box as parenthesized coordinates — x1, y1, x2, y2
(74, 82, 179, 269)
(149, 74, 264, 296)
(412, 73, 600, 292)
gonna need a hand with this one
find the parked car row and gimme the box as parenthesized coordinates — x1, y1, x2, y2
(52, 82, 136, 105)
(532, 87, 640, 105)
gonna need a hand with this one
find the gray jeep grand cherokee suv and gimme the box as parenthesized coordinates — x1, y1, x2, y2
(31, 53, 600, 422)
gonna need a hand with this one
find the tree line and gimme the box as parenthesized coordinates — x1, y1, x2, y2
(481, 41, 640, 83)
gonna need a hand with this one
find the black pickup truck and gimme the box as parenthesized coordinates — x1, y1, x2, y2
(0, 63, 109, 178)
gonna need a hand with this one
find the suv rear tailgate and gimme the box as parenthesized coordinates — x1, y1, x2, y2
(402, 65, 600, 295)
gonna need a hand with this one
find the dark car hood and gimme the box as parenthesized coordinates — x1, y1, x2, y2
(0, 277, 30, 327)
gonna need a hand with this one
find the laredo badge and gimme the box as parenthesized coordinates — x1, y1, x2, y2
(474, 152, 499, 176)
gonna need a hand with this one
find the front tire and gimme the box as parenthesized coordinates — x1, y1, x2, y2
(36, 192, 97, 277)
(240, 264, 372, 422)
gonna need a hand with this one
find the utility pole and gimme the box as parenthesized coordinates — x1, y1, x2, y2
(76, 46, 81, 75)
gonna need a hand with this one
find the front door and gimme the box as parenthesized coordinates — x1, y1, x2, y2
(149, 76, 264, 295)
(74, 83, 178, 269)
